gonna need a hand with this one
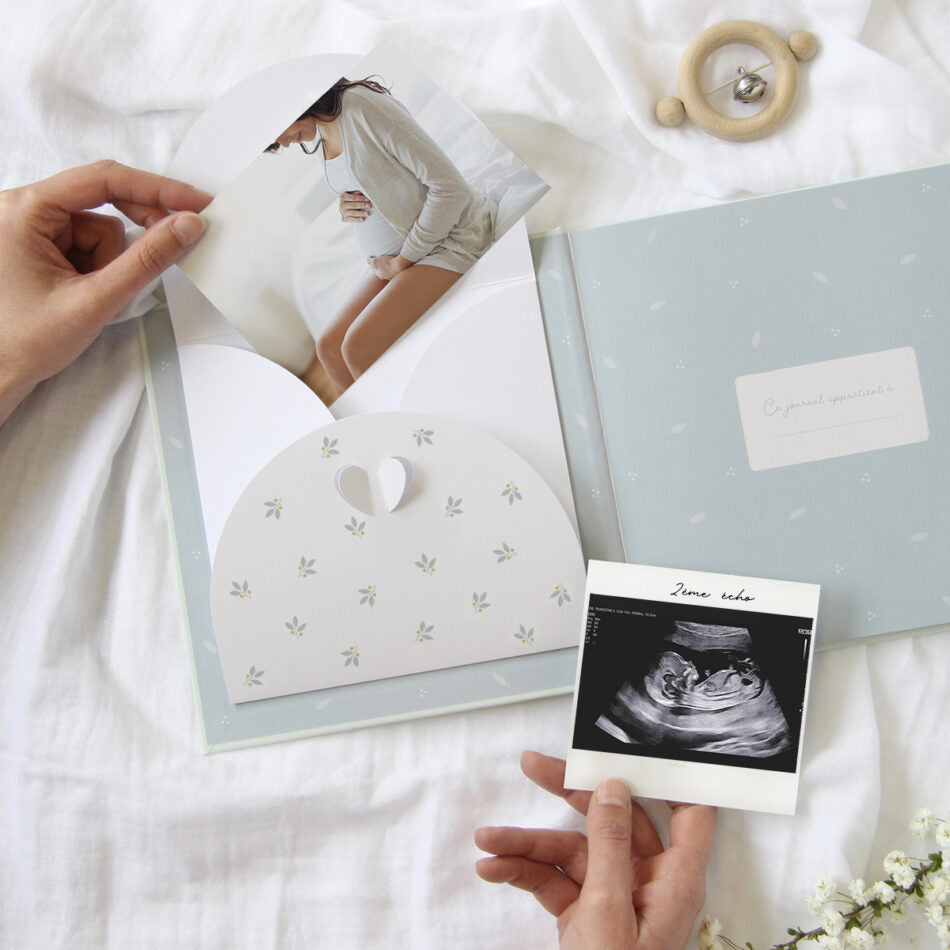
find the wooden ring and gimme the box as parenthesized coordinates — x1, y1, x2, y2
(677, 20, 800, 142)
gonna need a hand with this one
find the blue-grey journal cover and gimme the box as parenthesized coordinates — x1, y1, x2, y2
(532, 163, 950, 646)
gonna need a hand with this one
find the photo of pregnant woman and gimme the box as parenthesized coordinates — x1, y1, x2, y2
(267, 77, 496, 402)
(179, 51, 547, 409)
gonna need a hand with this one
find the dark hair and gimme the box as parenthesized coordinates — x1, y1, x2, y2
(265, 77, 390, 154)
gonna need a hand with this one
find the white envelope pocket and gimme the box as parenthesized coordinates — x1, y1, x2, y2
(209, 411, 585, 703)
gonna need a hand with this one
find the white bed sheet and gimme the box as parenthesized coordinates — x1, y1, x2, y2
(1, 2, 949, 948)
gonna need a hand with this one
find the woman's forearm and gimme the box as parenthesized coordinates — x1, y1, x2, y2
(381, 120, 470, 261)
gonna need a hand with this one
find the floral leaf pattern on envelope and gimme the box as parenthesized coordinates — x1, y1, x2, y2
(514, 625, 535, 645)
(501, 481, 522, 505)
(210, 413, 585, 704)
(550, 584, 571, 606)
(285, 617, 307, 639)
(415, 621, 434, 643)
(358, 586, 377, 607)
(344, 517, 366, 539)
(244, 666, 265, 686)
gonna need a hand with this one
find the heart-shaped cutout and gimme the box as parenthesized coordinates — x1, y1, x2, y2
(378, 456, 413, 512)
(334, 464, 373, 515)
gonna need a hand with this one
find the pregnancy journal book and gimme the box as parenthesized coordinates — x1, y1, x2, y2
(143, 47, 949, 750)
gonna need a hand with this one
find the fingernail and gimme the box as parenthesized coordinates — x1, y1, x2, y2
(596, 778, 630, 808)
(172, 212, 205, 245)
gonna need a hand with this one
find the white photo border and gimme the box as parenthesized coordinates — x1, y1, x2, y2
(565, 560, 820, 815)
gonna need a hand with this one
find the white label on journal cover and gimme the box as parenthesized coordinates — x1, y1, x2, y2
(735, 347, 929, 471)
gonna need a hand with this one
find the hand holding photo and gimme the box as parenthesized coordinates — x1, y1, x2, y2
(565, 561, 820, 814)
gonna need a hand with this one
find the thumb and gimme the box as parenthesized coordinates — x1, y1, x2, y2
(581, 778, 634, 910)
(83, 211, 205, 318)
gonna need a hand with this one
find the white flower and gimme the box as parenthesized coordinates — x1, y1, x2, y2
(846, 929, 874, 949)
(821, 908, 846, 936)
(806, 895, 824, 915)
(925, 902, 945, 926)
(882, 850, 915, 889)
(868, 881, 896, 904)
(848, 878, 868, 903)
(696, 809, 950, 950)
(697, 917, 723, 950)
(922, 873, 950, 904)
(911, 808, 934, 838)
(892, 864, 915, 889)
(882, 850, 906, 874)
(815, 874, 837, 901)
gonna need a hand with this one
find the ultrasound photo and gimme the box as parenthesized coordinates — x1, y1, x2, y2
(573, 595, 813, 774)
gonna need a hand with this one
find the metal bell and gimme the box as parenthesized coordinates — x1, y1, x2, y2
(732, 66, 767, 102)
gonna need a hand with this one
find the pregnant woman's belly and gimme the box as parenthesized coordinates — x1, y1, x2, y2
(325, 152, 408, 259)
(354, 208, 404, 259)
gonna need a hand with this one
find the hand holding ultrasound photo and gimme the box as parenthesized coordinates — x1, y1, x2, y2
(566, 561, 820, 814)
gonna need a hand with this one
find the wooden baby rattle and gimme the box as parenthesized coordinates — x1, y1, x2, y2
(656, 20, 818, 142)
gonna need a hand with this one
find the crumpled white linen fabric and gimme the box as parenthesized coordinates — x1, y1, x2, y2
(1, 2, 949, 948)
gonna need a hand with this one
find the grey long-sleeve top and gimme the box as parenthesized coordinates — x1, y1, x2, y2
(335, 85, 495, 265)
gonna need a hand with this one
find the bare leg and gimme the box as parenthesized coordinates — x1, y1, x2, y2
(340, 265, 462, 381)
(300, 352, 340, 406)
(316, 272, 388, 392)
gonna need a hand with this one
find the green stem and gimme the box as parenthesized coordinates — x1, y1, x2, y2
(723, 852, 943, 950)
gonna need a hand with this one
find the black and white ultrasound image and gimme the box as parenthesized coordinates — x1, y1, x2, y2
(573, 594, 812, 773)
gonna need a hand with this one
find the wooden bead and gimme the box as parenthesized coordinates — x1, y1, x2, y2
(789, 30, 817, 61)
(656, 96, 686, 127)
